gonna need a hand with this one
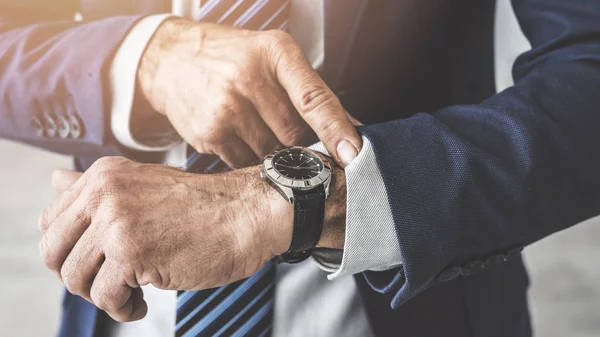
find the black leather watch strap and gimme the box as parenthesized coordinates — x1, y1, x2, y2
(277, 185, 326, 264)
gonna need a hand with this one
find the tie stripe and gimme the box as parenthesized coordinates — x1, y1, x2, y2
(257, 1, 289, 31)
(176, 285, 231, 328)
(196, 0, 290, 31)
(211, 286, 273, 337)
(229, 299, 274, 337)
(195, 0, 231, 22)
(177, 262, 275, 337)
(217, 0, 254, 25)
(176, 260, 275, 337)
(258, 326, 273, 337)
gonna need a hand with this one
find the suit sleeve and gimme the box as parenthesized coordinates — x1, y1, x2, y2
(360, 0, 600, 309)
(0, 4, 144, 157)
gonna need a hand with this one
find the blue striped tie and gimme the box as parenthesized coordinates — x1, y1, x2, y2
(179, 153, 276, 337)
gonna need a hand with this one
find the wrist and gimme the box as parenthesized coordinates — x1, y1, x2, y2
(222, 166, 294, 261)
(318, 165, 347, 249)
(231, 160, 347, 263)
(137, 18, 198, 117)
(261, 172, 295, 257)
(258, 162, 347, 258)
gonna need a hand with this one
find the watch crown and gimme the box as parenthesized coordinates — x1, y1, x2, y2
(259, 170, 267, 180)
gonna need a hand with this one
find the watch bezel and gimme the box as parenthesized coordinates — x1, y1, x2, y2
(263, 146, 332, 190)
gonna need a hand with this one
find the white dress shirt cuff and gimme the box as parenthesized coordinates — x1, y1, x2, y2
(110, 14, 183, 152)
(310, 137, 403, 280)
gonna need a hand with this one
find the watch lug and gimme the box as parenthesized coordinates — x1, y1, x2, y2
(273, 183, 294, 204)
(281, 186, 294, 203)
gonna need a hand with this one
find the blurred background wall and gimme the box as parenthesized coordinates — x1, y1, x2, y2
(1, 1, 599, 336)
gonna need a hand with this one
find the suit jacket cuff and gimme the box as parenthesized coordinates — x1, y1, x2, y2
(110, 14, 183, 152)
(310, 137, 403, 279)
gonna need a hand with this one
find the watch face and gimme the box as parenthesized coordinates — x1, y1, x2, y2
(272, 148, 324, 180)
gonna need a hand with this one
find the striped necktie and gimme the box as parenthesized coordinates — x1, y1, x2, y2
(177, 4, 289, 335)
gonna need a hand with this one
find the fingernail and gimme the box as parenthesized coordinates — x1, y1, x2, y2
(337, 140, 358, 166)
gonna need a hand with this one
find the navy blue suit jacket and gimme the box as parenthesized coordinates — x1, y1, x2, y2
(2, 1, 600, 336)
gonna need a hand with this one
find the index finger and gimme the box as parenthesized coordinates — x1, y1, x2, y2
(39, 170, 86, 233)
(270, 32, 362, 167)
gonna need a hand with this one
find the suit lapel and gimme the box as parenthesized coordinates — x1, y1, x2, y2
(322, 0, 369, 91)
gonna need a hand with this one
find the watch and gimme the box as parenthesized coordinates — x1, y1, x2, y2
(260, 146, 332, 263)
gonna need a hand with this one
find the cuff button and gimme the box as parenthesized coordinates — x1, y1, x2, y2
(31, 116, 45, 137)
(69, 114, 84, 139)
(483, 254, 506, 268)
(438, 266, 461, 282)
(461, 260, 484, 276)
(57, 115, 71, 139)
(44, 114, 57, 138)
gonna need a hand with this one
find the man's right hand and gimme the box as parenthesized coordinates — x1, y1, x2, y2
(136, 19, 361, 168)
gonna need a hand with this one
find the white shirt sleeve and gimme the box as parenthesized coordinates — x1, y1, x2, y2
(110, 14, 183, 152)
(310, 137, 403, 280)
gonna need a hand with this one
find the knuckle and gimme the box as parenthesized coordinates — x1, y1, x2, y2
(262, 30, 302, 69)
(109, 225, 138, 263)
(263, 29, 293, 49)
(91, 156, 124, 172)
(39, 237, 59, 272)
(87, 162, 126, 195)
(297, 86, 337, 115)
(261, 30, 293, 61)
(204, 129, 231, 153)
(93, 170, 124, 195)
(190, 137, 210, 155)
(96, 170, 117, 187)
(62, 272, 81, 295)
(189, 124, 212, 152)
(91, 290, 111, 311)
(279, 126, 308, 146)
(256, 137, 280, 157)
(190, 127, 229, 156)
(210, 141, 227, 157)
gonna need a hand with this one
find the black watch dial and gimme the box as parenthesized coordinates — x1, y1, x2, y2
(272, 148, 324, 180)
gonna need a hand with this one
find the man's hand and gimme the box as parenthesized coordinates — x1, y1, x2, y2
(137, 19, 361, 168)
(38, 157, 346, 322)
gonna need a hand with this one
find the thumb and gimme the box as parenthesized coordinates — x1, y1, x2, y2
(272, 35, 362, 167)
(52, 169, 83, 193)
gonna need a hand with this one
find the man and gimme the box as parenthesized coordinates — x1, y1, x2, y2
(2, 1, 600, 337)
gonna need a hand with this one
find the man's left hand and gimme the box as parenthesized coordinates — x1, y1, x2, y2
(38, 156, 346, 322)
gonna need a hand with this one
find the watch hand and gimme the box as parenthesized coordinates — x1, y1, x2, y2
(293, 158, 313, 169)
(275, 164, 320, 169)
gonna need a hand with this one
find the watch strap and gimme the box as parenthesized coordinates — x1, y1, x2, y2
(277, 185, 326, 264)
